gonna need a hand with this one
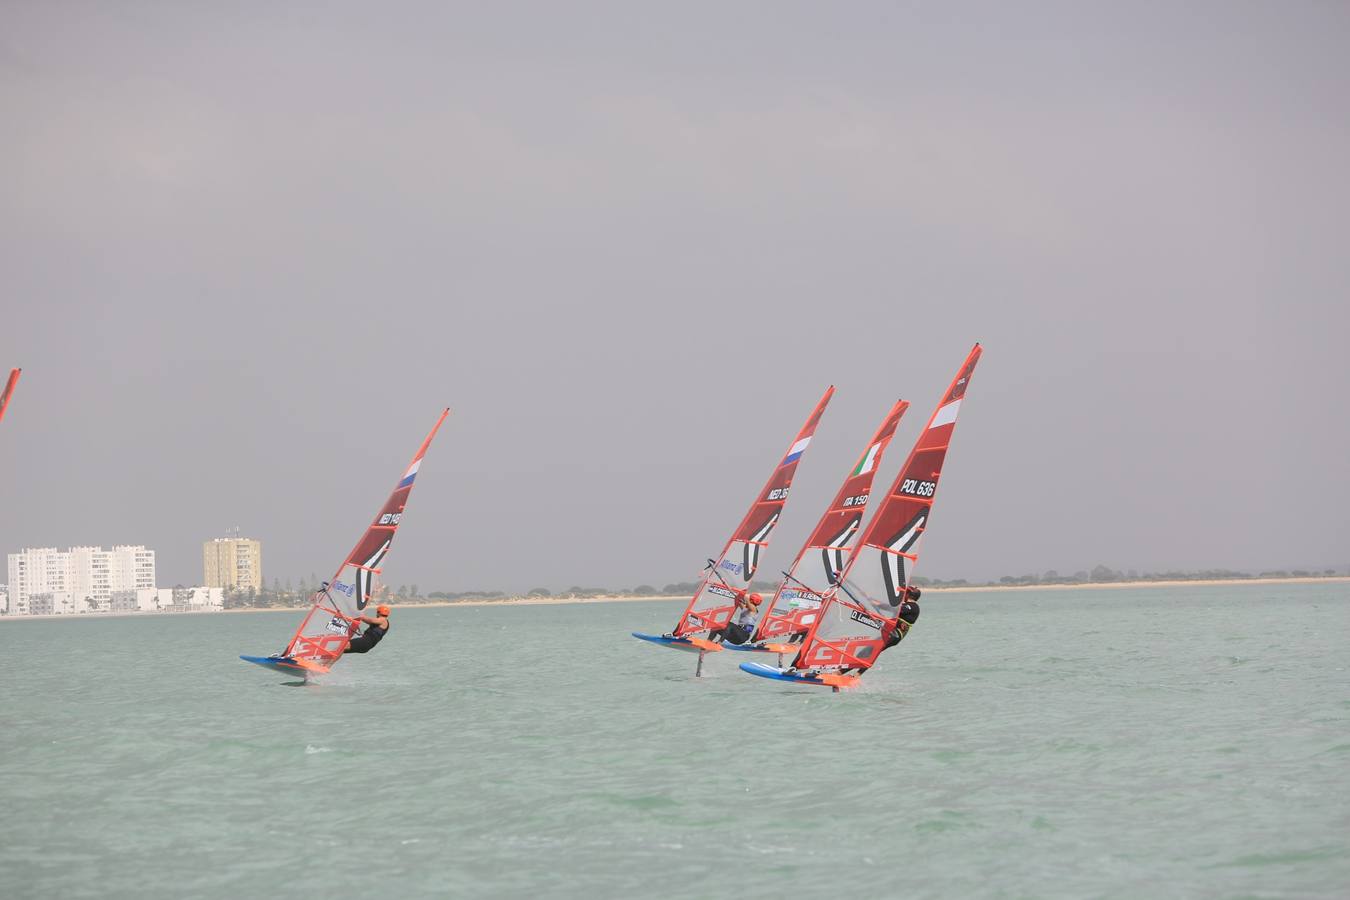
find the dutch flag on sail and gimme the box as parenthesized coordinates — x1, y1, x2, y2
(398, 458, 422, 489)
(783, 436, 811, 465)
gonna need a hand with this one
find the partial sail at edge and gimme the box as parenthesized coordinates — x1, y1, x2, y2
(0, 368, 20, 425)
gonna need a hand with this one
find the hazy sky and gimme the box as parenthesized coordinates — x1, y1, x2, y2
(3, 2, 1347, 592)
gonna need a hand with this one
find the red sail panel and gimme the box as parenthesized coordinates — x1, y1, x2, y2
(752, 399, 909, 644)
(284, 408, 450, 666)
(0, 368, 20, 425)
(673, 387, 834, 637)
(795, 344, 982, 673)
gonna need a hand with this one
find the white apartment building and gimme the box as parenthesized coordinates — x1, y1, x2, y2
(6, 546, 156, 614)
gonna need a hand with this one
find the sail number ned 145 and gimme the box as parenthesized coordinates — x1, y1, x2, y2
(898, 478, 937, 498)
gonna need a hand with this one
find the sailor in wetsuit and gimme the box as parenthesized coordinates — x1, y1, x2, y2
(828, 585, 921, 676)
(885, 585, 921, 649)
(788, 585, 918, 674)
(708, 591, 763, 645)
(343, 604, 390, 654)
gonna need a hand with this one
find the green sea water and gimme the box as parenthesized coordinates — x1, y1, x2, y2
(1, 581, 1347, 898)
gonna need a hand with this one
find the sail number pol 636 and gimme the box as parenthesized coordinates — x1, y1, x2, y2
(899, 478, 937, 498)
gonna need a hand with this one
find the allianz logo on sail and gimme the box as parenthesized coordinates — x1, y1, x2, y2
(719, 560, 743, 574)
(331, 581, 355, 597)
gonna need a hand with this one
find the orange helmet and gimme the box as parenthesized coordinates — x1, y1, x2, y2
(376, 605, 391, 616)
(747, 592, 763, 606)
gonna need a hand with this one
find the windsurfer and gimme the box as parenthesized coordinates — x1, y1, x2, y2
(885, 585, 921, 648)
(838, 586, 921, 675)
(709, 592, 763, 645)
(791, 586, 921, 675)
(343, 605, 391, 654)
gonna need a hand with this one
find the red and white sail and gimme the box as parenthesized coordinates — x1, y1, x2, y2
(283, 408, 450, 667)
(672, 387, 834, 637)
(751, 399, 909, 644)
(793, 344, 982, 672)
(0, 368, 20, 425)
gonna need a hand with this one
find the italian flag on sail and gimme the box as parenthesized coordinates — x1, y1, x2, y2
(852, 441, 882, 477)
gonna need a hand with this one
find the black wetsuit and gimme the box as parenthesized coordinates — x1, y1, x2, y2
(884, 601, 920, 649)
(710, 621, 754, 645)
(344, 622, 387, 654)
(823, 601, 921, 675)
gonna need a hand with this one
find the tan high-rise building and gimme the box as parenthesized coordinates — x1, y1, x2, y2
(203, 537, 263, 591)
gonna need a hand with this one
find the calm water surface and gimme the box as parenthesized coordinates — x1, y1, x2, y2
(1, 582, 1347, 898)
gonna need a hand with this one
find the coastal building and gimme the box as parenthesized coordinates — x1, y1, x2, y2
(6, 546, 156, 614)
(27, 592, 59, 616)
(135, 587, 225, 612)
(110, 590, 139, 613)
(203, 536, 262, 591)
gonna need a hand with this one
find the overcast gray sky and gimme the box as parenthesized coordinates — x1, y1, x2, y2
(3, 2, 1347, 592)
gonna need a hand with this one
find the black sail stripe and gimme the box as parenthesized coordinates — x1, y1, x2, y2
(356, 567, 370, 610)
(818, 513, 861, 584)
(881, 511, 926, 606)
(355, 540, 391, 609)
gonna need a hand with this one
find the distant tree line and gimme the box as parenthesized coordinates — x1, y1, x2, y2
(969, 564, 1342, 588)
(218, 564, 1344, 611)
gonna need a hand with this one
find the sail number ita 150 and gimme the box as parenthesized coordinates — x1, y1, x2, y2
(899, 478, 937, 498)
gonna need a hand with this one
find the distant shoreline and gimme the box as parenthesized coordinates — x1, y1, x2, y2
(919, 575, 1350, 593)
(2, 576, 1344, 622)
(406, 575, 1350, 606)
